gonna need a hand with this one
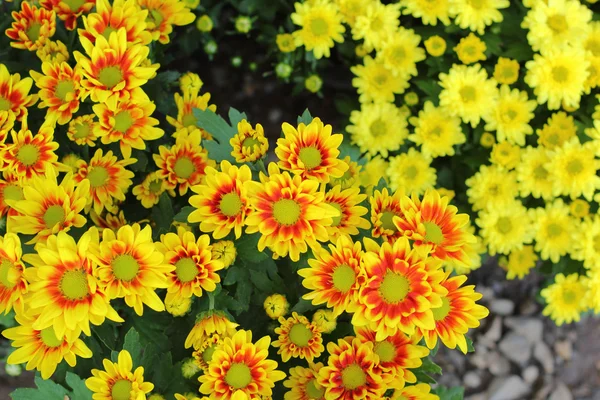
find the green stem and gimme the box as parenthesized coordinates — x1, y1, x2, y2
(208, 292, 215, 310)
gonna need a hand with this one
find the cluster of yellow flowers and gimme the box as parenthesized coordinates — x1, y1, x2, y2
(276, 0, 600, 327)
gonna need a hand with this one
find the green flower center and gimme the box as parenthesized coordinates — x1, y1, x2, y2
(272, 199, 301, 226)
(310, 17, 328, 36)
(149, 180, 162, 193)
(370, 118, 386, 137)
(432, 296, 451, 321)
(305, 379, 325, 399)
(403, 165, 418, 180)
(460, 85, 477, 102)
(111, 379, 133, 400)
(374, 340, 396, 363)
(74, 122, 91, 139)
(329, 202, 343, 227)
(533, 165, 548, 180)
(26, 23, 41, 41)
(55, 80, 75, 102)
(0, 96, 11, 111)
(182, 112, 197, 127)
(17, 144, 40, 167)
(566, 159, 583, 175)
(62, 0, 86, 11)
(2, 185, 24, 202)
(219, 192, 243, 217)
(332, 264, 356, 294)
(202, 344, 217, 363)
(298, 146, 322, 170)
(225, 363, 253, 389)
(496, 217, 512, 235)
(428, 126, 442, 137)
(552, 66, 569, 83)
(39, 327, 63, 348)
(373, 72, 388, 86)
(424, 221, 444, 245)
(587, 39, 600, 57)
(112, 254, 140, 282)
(547, 223, 563, 238)
(242, 136, 259, 149)
(98, 66, 124, 89)
(148, 10, 165, 26)
(379, 271, 410, 304)
(380, 211, 398, 231)
(0, 258, 19, 289)
(175, 257, 198, 283)
(289, 323, 313, 347)
(87, 166, 109, 188)
(341, 364, 366, 390)
(562, 289, 576, 304)
(547, 14, 568, 34)
(391, 46, 406, 63)
(113, 111, 134, 133)
(59, 270, 89, 301)
(503, 108, 518, 122)
(468, 0, 484, 9)
(174, 157, 195, 179)
(43, 205, 66, 229)
(102, 26, 117, 40)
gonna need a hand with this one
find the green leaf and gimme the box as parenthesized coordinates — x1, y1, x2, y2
(297, 109, 313, 125)
(92, 322, 117, 351)
(11, 376, 68, 400)
(0, 310, 16, 328)
(434, 386, 465, 400)
(228, 107, 248, 127)
(123, 327, 143, 367)
(192, 108, 234, 143)
(419, 357, 443, 375)
(203, 139, 235, 163)
(466, 336, 475, 353)
(223, 266, 242, 285)
(174, 206, 195, 223)
(249, 270, 278, 293)
(130, 151, 149, 172)
(235, 233, 269, 263)
(290, 298, 317, 313)
(151, 193, 175, 235)
(234, 269, 252, 313)
(65, 372, 93, 400)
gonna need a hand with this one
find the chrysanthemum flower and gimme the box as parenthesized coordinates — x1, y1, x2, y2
(370, 188, 406, 243)
(199, 329, 286, 400)
(2, 126, 60, 179)
(537, 111, 577, 149)
(211, 240, 236, 269)
(299, 236, 366, 316)
(408, 101, 465, 158)
(0, 233, 28, 315)
(157, 228, 223, 304)
(179, 72, 203, 95)
(329, 156, 361, 189)
(353, 2, 400, 51)
(541, 273, 588, 325)
(0, 173, 24, 219)
(347, 102, 408, 157)
(283, 363, 325, 400)
(230, 119, 269, 163)
(166, 90, 216, 131)
(476, 199, 534, 255)
(30, 61, 81, 126)
(351, 56, 409, 103)
(424, 35, 446, 57)
(89, 223, 173, 315)
(185, 310, 239, 350)
(531, 199, 576, 263)
(400, 0, 451, 26)
(86, 350, 154, 399)
(23, 230, 123, 342)
(439, 63, 499, 128)
(74, 149, 136, 214)
(494, 57, 520, 85)
(0, 65, 36, 137)
(377, 27, 425, 79)
(312, 309, 337, 333)
(79, 0, 153, 45)
(323, 185, 369, 240)
(93, 100, 163, 158)
(36, 40, 69, 63)
(276, 118, 347, 183)
(6, 2, 56, 51)
(360, 155, 388, 193)
(273, 312, 324, 363)
(153, 128, 214, 196)
(39, 0, 95, 30)
(188, 161, 252, 239)
(525, 48, 589, 110)
(569, 199, 590, 219)
(504, 245, 538, 280)
(132, 171, 170, 209)
(353, 238, 446, 339)
(264, 293, 289, 320)
(244, 163, 338, 261)
(454, 33, 486, 65)
(317, 337, 386, 399)
(3, 313, 92, 379)
(89, 209, 128, 232)
(586, 269, 600, 313)
(387, 148, 436, 196)
(571, 215, 600, 269)
(388, 383, 439, 400)
(550, 138, 600, 201)
(74, 28, 158, 110)
(490, 141, 521, 170)
(466, 165, 519, 211)
(66, 114, 99, 146)
(137, 0, 195, 44)
(335, 0, 371, 28)
(483, 85, 536, 146)
(291, 0, 345, 59)
(7, 168, 89, 245)
(448, 0, 509, 34)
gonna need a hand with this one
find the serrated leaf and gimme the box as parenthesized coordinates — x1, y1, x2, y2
(290, 298, 317, 313)
(434, 386, 465, 400)
(130, 151, 148, 172)
(234, 269, 252, 313)
(11, 376, 68, 400)
(65, 372, 93, 400)
(203, 139, 235, 163)
(151, 193, 175, 235)
(249, 270, 278, 293)
(174, 206, 195, 223)
(297, 109, 313, 125)
(419, 357, 443, 375)
(235, 233, 268, 263)
(223, 266, 242, 285)
(123, 328, 143, 367)
(92, 322, 117, 351)
(228, 107, 247, 128)
(466, 336, 475, 353)
(192, 108, 234, 143)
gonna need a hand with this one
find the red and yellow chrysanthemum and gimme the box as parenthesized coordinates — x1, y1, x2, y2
(3, 313, 92, 379)
(153, 128, 215, 196)
(283, 363, 325, 400)
(191, 333, 223, 372)
(299, 236, 366, 316)
(185, 310, 239, 350)
(157, 228, 224, 304)
(394, 190, 476, 266)
(317, 337, 386, 400)
(272, 312, 324, 363)
(0, 64, 36, 137)
(79, 0, 153, 45)
(230, 119, 269, 163)
(7, 168, 89, 244)
(74, 28, 158, 110)
(23, 230, 123, 342)
(137, 0, 196, 44)
(353, 238, 447, 340)
(275, 118, 348, 183)
(93, 100, 163, 158)
(245, 163, 339, 261)
(330, 156, 362, 189)
(2, 126, 60, 179)
(39, 0, 95, 30)
(388, 384, 439, 400)
(199, 329, 286, 400)
(166, 90, 216, 131)
(88, 223, 173, 316)
(324, 185, 370, 240)
(417, 273, 489, 354)
(132, 171, 171, 208)
(89, 209, 128, 232)
(0, 172, 24, 218)
(30, 61, 82, 126)
(6, 2, 56, 51)
(188, 160, 253, 239)
(74, 148, 136, 214)
(66, 113, 99, 146)
(370, 188, 406, 243)
(36, 40, 69, 64)
(0, 233, 28, 315)
(86, 350, 154, 399)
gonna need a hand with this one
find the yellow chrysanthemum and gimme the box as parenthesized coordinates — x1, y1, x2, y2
(323, 185, 370, 240)
(551, 138, 600, 201)
(166, 90, 216, 131)
(466, 165, 519, 211)
(1, 126, 60, 180)
(6, 2, 56, 51)
(494, 57, 520, 85)
(454, 33, 487, 65)
(448, 0, 509, 35)
(276, 33, 297, 53)
(66, 114, 99, 146)
(352, 2, 400, 51)
(36, 40, 69, 64)
(185, 310, 239, 350)
(351, 56, 409, 103)
(516, 146, 555, 200)
(537, 111, 577, 149)
(400, 0, 451, 26)
(480, 132, 496, 148)
(335, 0, 374, 27)
(329, 156, 361, 189)
(283, 363, 325, 400)
(0, 233, 28, 315)
(377, 27, 425, 79)
(387, 148, 436, 196)
(531, 199, 576, 263)
(483, 85, 536, 145)
(312, 310, 337, 333)
(389, 383, 440, 400)
(504, 245, 538, 280)
(408, 101, 465, 158)
(360, 155, 388, 192)
(424, 35, 446, 57)
(264, 294, 289, 320)
(490, 141, 521, 170)
(572, 215, 600, 269)
(211, 240, 236, 269)
(569, 199, 590, 219)
(132, 171, 170, 209)
(476, 200, 534, 255)
(541, 273, 588, 325)
(291, 0, 345, 59)
(137, 0, 195, 44)
(229, 119, 269, 163)
(273, 312, 324, 363)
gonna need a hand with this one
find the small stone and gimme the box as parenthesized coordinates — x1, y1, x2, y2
(534, 342, 554, 374)
(519, 299, 538, 315)
(522, 365, 539, 384)
(488, 375, 531, 400)
(470, 353, 489, 370)
(480, 316, 502, 346)
(478, 286, 494, 302)
(504, 317, 543, 344)
(465, 394, 487, 400)
(554, 340, 573, 361)
(490, 298, 515, 316)
(464, 371, 482, 389)
(499, 332, 531, 365)
(535, 384, 554, 400)
(488, 351, 511, 376)
(549, 383, 573, 400)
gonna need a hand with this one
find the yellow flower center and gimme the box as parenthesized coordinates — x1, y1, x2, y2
(432, 296, 451, 321)
(496, 217, 512, 235)
(241, 136, 259, 149)
(369, 118, 386, 137)
(562, 289, 576, 304)
(175, 257, 198, 283)
(547, 14, 568, 34)
(380, 210, 398, 231)
(289, 323, 313, 347)
(310, 17, 328, 36)
(26, 23, 42, 41)
(113, 111, 134, 133)
(102, 26, 118, 40)
(2, 185, 24, 202)
(87, 166, 109, 188)
(0, 258, 19, 289)
(552, 66, 569, 83)
(112, 254, 140, 282)
(305, 379, 325, 399)
(459, 85, 477, 102)
(59, 269, 89, 301)
(533, 165, 548, 179)
(566, 159, 583, 175)
(0, 96, 11, 111)
(502, 67, 516, 79)
(332, 264, 356, 293)
(298, 146, 322, 170)
(55, 80, 75, 102)
(43, 205, 66, 229)
(272, 199, 301, 226)
(39, 327, 63, 348)
(182, 112, 197, 127)
(502, 108, 518, 122)
(219, 192, 243, 217)
(62, 0, 86, 11)
(428, 126, 442, 137)
(547, 223, 563, 238)
(374, 340, 396, 363)
(373, 72, 388, 86)
(424, 221, 444, 245)
(98, 66, 124, 89)
(73, 122, 91, 139)
(111, 379, 133, 400)
(341, 364, 367, 390)
(17, 144, 40, 167)
(202, 344, 217, 363)
(174, 157, 195, 179)
(379, 271, 410, 304)
(225, 363, 253, 389)
(329, 202, 343, 227)
(403, 165, 418, 180)
(390, 46, 406, 64)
